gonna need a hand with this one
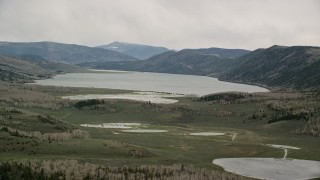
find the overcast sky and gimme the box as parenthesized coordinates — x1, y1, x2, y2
(0, 0, 319, 50)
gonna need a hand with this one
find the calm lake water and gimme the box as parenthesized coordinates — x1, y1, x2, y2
(33, 70, 268, 96)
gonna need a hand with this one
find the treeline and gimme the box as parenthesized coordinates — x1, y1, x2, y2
(0, 126, 89, 141)
(199, 93, 247, 103)
(0, 161, 63, 180)
(243, 92, 320, 137)
(37, 115, 74, 131)
(141, 103, 232, 118)
(297, 118, 320, 136)
(141, 103, 188, 113)
(265, 99, 318, 124)
(267, 112, 309, 124)
(74, 99, 105, 108)
(0, 81, 71, 110)
(0, 160, 254, 180)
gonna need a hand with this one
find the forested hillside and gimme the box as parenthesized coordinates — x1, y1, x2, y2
(220, 46, 320, 90)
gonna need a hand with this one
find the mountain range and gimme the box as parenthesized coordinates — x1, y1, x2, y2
(0, 41, 319, 90)
(0, 41, 137, 64)
(97, 41, 170, 60)
(79, 45, 320, 90)
(79, 47, 248, 76)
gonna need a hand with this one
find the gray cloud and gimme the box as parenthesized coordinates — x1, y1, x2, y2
(0, 0, 319, 50)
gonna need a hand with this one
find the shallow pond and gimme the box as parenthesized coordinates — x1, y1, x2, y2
(213, 158, 320, 180)
(190, 132, 225, 136)
(121, 129, 168, 133)
(63, 92, 182, 104)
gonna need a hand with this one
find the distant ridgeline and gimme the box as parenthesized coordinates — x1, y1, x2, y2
(96, 41, 171, 60)
(79, 45, 320, 91)
(79, 48, 250, 77)
(0, 41, 319, 90)
(0, 41, 138, 64)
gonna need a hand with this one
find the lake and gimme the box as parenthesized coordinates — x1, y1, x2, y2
(32, 70, 268, 96)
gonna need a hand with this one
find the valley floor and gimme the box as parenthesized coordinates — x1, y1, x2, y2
(0, 81, 319, 179)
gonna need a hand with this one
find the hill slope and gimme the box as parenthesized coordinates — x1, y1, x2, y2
(0, 55, 51, 81)
(79, 49, 240, 76)
(16, 54, 86, 74)
(220, 46, 320, 90)
(0, 55, 87, 82)
(181, 47, 250, 58)
(0, 41, 137, 64)
(97, 41, 170, 60)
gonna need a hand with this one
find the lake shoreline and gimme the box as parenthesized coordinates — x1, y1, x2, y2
(31, 69, 269, 96)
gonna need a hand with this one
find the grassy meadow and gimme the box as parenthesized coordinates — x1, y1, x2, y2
(0, 80, 319, 179)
